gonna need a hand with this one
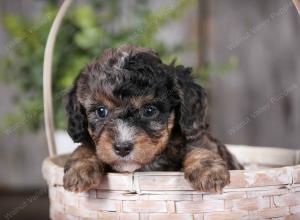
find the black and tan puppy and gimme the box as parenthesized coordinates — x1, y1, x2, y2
(63, 44, 243, 193)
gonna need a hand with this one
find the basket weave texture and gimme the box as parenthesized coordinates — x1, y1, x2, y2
(42, 146, 300, 220)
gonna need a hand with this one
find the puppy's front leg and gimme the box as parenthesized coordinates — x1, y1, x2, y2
(183, 147, 230, 193)
(63, 145, 105, 192)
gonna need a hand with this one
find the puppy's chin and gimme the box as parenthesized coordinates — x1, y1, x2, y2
(112, 161, 142, 172)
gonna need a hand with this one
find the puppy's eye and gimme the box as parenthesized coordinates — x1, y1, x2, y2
(141, 105, 158, 118)
(96, 106, 108, 118)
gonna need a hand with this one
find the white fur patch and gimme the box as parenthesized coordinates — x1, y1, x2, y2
(115, 119, 136, 143)
(116, 51, 129, 68)
(112, 162, 141, 172)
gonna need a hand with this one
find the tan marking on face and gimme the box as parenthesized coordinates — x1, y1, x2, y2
(133, 131, 166, 164)
(131, 95, 155, 108)
(88, 127, 98, 143)
(132, 112, 175, 164)
(96, 129, 119, 164)
(95, 93, 116, 109)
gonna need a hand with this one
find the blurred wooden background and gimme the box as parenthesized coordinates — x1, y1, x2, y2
(207, 0, 300, 150)
(0, 0, 299, 190)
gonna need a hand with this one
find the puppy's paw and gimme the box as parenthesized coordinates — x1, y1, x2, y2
(63, 157, 105, 193)
(184, 163, 230, 193)
(183, 149, 230, 193)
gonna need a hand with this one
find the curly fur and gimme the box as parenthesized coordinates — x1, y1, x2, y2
(63, 44, 243, 193)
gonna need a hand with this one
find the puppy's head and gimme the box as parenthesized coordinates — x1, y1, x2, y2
(66, 44, 207, 172)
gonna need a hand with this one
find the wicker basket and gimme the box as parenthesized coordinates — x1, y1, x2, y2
(42, 0, 300, 219)
(42, 145, 300, 220)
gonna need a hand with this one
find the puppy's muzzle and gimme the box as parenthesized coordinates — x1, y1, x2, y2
(113, 142, 133, 157)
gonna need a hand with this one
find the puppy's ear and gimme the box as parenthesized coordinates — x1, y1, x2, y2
(65, 78, 91, 144)
(175, 67, 208, 142)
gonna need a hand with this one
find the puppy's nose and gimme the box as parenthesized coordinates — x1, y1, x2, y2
(113, 142, 133, 157)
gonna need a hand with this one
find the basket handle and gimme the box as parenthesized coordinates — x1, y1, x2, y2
(43, 0, 73, 157)
(292, 0, 300, 15)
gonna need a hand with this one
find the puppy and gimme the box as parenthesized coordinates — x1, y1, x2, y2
(63, 44, 243, 193)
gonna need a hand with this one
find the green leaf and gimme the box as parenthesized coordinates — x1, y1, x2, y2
(74, 27, 104, 49)
(72, 5, 97, 29)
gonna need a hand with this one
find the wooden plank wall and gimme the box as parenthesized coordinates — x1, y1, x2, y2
(0, 0, 48, 188)
(207, 0, 300, 149)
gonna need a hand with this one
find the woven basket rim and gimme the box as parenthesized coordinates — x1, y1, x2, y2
(42, 145, 300, 193)
(43, 145, 300, 219)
